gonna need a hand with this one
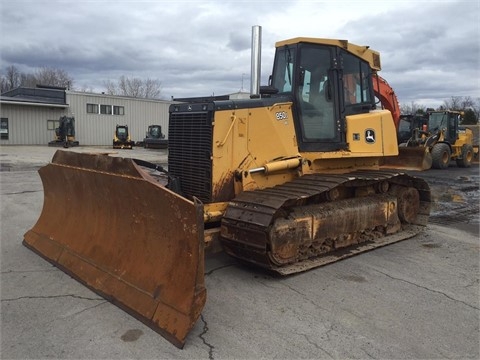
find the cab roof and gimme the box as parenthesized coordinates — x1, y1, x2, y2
(275, 37, 381, 71)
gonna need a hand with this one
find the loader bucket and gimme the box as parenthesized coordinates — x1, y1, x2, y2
(24, 150, 206, 348)
(381, 146, 433, 171)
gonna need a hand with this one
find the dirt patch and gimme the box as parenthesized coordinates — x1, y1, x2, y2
(120, 329, 144, 342)
(410, 165, 479, 236)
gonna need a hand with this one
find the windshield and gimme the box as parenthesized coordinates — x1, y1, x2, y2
(428, 112, 448, 131)
(398, 118, 412, 132)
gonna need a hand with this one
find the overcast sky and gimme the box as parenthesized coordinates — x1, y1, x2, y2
(1, 0, 479, 108)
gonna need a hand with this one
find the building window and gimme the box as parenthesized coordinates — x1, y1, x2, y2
(100, 104, 112, 114)
(113, 106, 124, 115)
(87, 103, 99, 114)
(0, 118, 8, 140)
(47, 119, 60, 130)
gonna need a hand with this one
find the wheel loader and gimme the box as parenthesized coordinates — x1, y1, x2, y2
(396, 114, 428, 145)
(383, 110, 477, 170)
(24, 27, 431, 348)
(425, 110, 476, 168)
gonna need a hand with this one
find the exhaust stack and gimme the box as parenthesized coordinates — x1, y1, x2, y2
(250, 25, 262, 98)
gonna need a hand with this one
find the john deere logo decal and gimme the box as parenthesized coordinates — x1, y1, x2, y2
(365, 129, 376, 144)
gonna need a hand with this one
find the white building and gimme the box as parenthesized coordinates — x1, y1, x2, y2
(0, 86, 174, 145)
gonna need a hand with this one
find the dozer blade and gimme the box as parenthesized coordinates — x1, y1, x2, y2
(24, 150, 206, 348)
(381, 146, 433, 171)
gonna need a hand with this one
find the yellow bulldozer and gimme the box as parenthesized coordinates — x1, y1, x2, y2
(24, 27, 431, 348)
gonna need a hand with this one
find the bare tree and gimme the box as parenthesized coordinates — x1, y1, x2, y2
(121, 76, 143, 97)
(1, 65, 21, 93)
(472, 98, 480, 121)
(103, 76, 162, 99)
(400, 101, 426, 115)
(442, 96, 463, 110)
(439, 96, 479, 124)
(144, 78, 162, 99)
(35, 66, 74, 89)
(5, 65, 21, 89)
(76, 84, 95, 93)
(103, 79, 118, 95)
(460, 96, 475, 110)
(0, 77, 7, 93)
(1, 65, 75, 92)
(20, 73, 37, 88)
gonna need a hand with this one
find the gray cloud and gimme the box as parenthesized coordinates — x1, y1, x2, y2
(337, 0, 479, 107)
(1, 0, 478, 107)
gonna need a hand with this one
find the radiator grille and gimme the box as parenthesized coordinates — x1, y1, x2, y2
(168, 111, 213, 203)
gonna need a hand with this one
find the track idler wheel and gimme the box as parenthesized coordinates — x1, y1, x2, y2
(389, 185, 420, 223)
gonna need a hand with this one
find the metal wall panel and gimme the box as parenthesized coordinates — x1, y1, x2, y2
(0, 104, 68, 145)
(66, 92, 174, 146)
(1, 92, 175, 146)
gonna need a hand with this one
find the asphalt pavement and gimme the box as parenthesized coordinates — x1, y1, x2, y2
(1, 146, 479, 359)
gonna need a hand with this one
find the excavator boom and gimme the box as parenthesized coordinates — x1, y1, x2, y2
(373, 75, 434, 171)
(373, 74, 401, 127)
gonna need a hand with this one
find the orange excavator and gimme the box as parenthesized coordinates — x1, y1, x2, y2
(373, 74, 401, 127)
(24, 28, 431, 348)
(373, 75, 435, 170)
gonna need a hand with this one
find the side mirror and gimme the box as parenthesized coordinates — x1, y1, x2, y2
(259, 86, 279, 95)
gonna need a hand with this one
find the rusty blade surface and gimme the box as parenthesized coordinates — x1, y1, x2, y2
(23, 150, 206, 348)
(381, 147, 433, 171)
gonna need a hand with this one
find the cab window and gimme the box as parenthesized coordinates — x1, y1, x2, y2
(296, 46, 336, 141)
(271, 47, 296, 93)
(342, 52, 373, 107)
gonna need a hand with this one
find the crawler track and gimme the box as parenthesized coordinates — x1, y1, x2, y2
(221, 170, 431, 275)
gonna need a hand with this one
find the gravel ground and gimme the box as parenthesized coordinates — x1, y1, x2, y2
(1, 145, 479, 359)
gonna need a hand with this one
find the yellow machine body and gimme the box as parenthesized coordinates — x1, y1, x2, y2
(24, 35, 431, 348)
(113, 124, 135, 149)
(210, 104, 399, 194)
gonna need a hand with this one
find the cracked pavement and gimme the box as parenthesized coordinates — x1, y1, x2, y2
(1, 146, 479, 359)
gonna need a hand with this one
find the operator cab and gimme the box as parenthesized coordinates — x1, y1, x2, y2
(427, 111, 461, 144)
(116, 125, 129, 140)
(148, 125, 163, 139)
(269, 40, 377, 152)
